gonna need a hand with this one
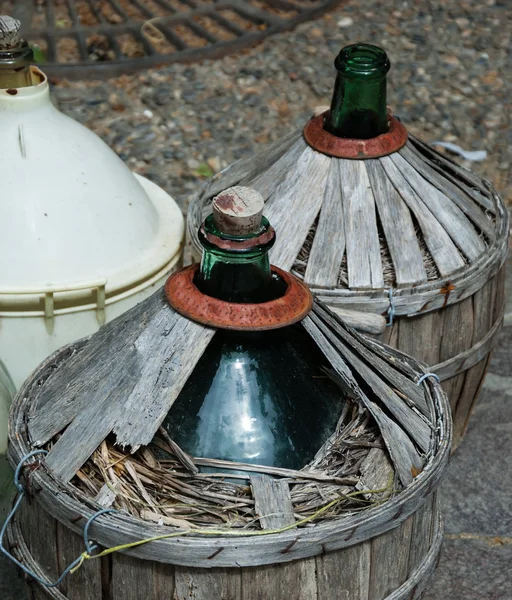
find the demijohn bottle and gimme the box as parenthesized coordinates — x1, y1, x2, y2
(164, 187, 345, 472)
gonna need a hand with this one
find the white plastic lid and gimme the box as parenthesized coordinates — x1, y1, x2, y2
(0, 68, 183, 296)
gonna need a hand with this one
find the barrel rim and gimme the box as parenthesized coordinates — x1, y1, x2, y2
(5, 496, 444, 598)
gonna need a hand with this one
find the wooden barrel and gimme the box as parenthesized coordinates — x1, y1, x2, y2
(7, 337, 451, 600)
(187, 132, 509, 448)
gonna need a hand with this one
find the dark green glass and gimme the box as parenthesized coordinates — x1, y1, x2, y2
(195, 215, 276, 304)
(325, 43, 390, 139)
(163, 216, 345, 472)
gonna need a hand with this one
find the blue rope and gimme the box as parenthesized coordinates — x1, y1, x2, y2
(416, 372, 440, 386)
(387, 288, 396, 327)
(0, 450, 117, 588)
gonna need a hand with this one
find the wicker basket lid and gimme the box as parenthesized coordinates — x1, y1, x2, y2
(23, 190, 451, 493)
(188, 115, 508, 319)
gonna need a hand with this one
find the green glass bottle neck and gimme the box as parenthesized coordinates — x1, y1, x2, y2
(195, 215, 276, 304)
(324, 44, 390, 140)
(0, 42, 34, 89)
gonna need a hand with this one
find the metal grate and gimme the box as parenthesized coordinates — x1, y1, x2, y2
(6, 0, 343, 78)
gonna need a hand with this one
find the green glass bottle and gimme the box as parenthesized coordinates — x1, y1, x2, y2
(325, 43, 390, 139)
(0, 16, 34, 89)
(164, 188, 345, 472)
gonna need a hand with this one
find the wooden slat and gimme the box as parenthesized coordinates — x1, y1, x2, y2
(242, 558, 317, 600)
(389, 152, 486, 261)
(380, 154, 465, 277)
(451, 273, 499, 440)
(369, 516, 414, 599)
(356, 448, 394, 501)
(431, 307, 502, 381)
(328, 307, 386, 335)
(174, 566, 242, 600)
(265, 147, 331, 270)
(113, 315, 215, 449)
(304, 158, 345, 287)
(438, 297, 474, 413)
(407, 494, 435, 578)
(302, 313, 423, 487)
(251, 475, 295, 530)
(56, 522, 102, 600)
(340, 159, 384, 289)
(39, 294, 216, 481)
(366, 159, 427, 286)
(244, 136, 308, 201)
(111, 552, 176, 600)
(316, 542, 371, 600)
(400, 143, 494, 239)
(29, 291, 167, 445)
(313, 302, 429, 415)
(398, 312, 444, 371)
(309, 311, 431, 453)
(408, 134, 490, 196)
(198, 129, 302, 205)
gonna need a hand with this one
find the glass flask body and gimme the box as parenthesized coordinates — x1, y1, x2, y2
(164, 324, 344, 471)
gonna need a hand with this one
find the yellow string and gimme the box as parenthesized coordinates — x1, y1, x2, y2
(70, 475, 394, 574)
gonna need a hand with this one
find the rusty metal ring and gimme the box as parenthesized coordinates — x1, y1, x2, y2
(303, 112, 408, 159)
(165, 264, 313, 331)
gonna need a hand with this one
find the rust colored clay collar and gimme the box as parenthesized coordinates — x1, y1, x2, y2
(303, 111, 408, 159)
(165, 264, 313, 331)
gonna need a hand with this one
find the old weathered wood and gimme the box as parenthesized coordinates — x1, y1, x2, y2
(242, 558, 317, 600)
(400, 144, 494, 239)
(186, 125, 508, 448)
(251, 475, 295, 530)
(304, 159, 345, 287)
(313, 302, 428, 414)
(408, 134, 491, 199)
(356, 448, 395, 501)
(302, 314, 423, 486)
(265, 146, 331, 270)
(8, 504, 444, 600)
(366, 159, 427, 286)
(56, 521, 102, 600)
(9, 330, 451, 570)
(438, 297, 475, 413)
(245, 135, 309, 201)
(315, 540, 371, 600)
(380, 154, 465, 277)
(408, 493, 435, 579)
(33, 291, 215, 481)
(390, 152, 485, 261)
(340, 158, 384, 289)
(328, 307, 386, 335)
(369, 515, 414, 599)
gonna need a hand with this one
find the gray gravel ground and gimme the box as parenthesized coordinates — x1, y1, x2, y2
(47, 0, 511, 212)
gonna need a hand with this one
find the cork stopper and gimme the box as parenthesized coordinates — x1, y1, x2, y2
(212, 186, 265, 236)
(0, 16, 22, 50)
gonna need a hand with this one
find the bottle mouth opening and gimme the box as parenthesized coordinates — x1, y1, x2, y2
(335, 43, 390, 77)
